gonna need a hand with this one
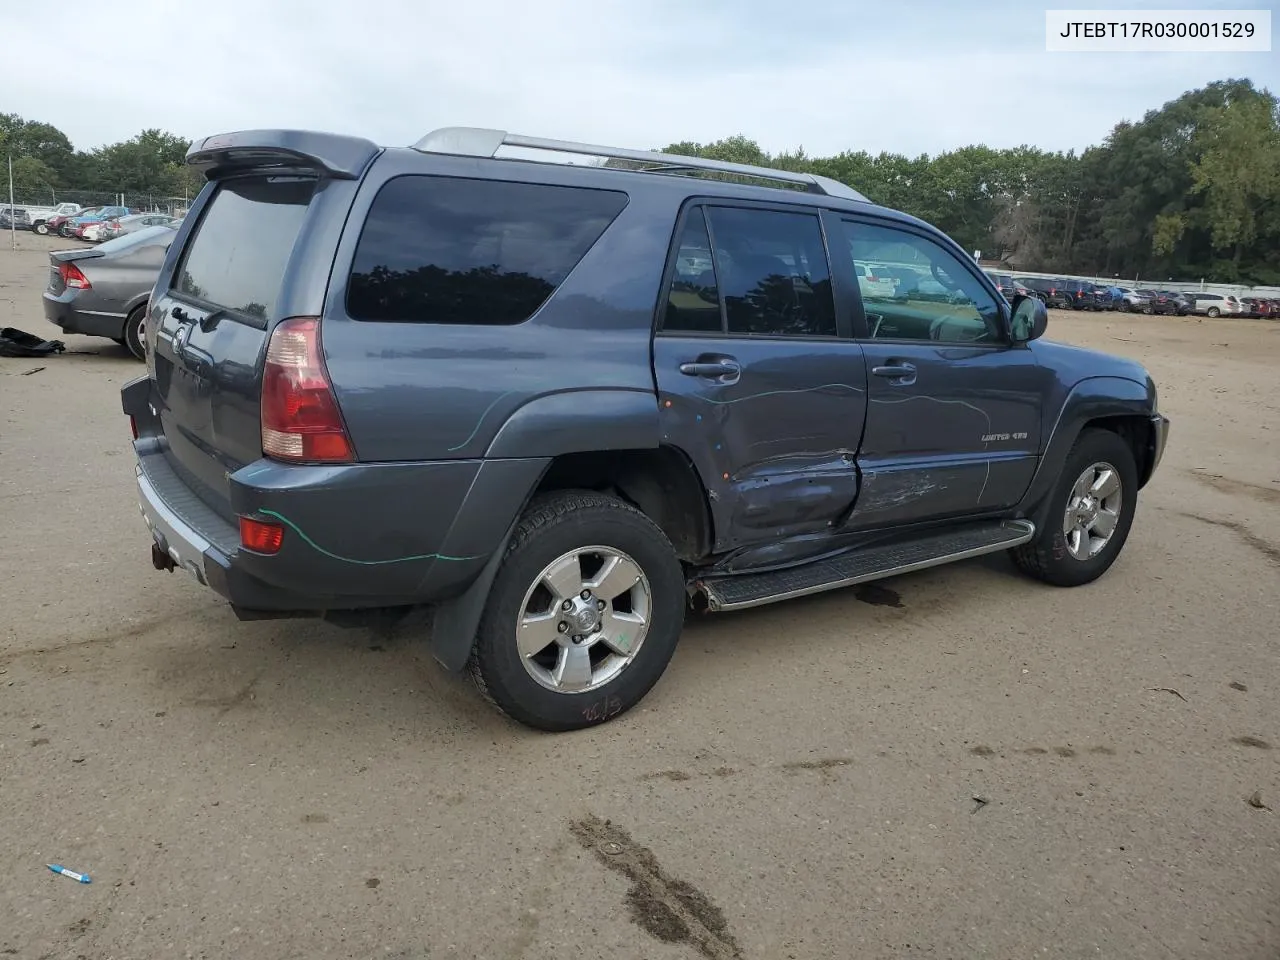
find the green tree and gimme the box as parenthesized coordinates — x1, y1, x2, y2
(1188, 95, 1280, 272)
(5, 156, 59, 203)
(0, 114, 75, 183)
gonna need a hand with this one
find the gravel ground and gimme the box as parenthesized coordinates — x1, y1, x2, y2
(2, 231, 1279, 960)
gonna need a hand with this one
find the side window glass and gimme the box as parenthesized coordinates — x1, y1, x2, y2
(705, 206, 836, 338)
(838, 220, 1001, 343)
(347, 176, 628, 325)
(661, 208, 723, 333)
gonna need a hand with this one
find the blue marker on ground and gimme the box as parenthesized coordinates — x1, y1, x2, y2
(47, 864, 91, 884)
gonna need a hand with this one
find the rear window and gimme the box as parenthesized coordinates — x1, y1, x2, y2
(346, 175, 628, 325)
(173, 176, 316, 322)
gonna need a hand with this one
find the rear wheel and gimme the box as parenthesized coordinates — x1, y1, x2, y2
(123, 305, 146, 361)
(468, 490, 686, 732)
(33, 221, 49, 235)
(1207, 307, 1220, 318)
(1010, 428, 1138, 587)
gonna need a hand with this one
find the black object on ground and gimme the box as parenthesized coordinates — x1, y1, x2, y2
(0, 327, 66, 358)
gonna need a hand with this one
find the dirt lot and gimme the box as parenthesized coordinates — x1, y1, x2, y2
(2, 230, 1279, 960)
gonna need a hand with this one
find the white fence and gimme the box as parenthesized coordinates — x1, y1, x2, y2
(1000, 269, 1280, 300)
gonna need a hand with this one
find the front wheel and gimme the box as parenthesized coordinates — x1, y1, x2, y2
(468, 490, 686, 731)
(1010, 428, 1138, 587)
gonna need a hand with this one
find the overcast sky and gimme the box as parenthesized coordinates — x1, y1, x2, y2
(5, 0, 1277, 158)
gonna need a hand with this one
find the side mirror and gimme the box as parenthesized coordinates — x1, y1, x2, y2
(1009, 294, 1048, 343)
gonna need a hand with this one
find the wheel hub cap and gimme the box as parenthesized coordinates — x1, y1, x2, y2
(1062, 461, 1123, 561)
(516, 546, 652, 694)
(566, 599, 601, 635)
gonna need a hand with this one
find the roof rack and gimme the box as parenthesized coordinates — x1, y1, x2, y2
(411, 127, 869, 203)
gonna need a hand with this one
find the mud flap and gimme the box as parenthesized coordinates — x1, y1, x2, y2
(427, 518, 517, 672)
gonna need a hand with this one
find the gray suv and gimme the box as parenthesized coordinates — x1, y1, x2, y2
(122, 127, 1169, 731)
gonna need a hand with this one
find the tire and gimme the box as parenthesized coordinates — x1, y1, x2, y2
(1207, 307, 1220, 318)
(122, 305, 147, 361)
(59, 225, 73, 238)
(1010, 428, 1138, 587)
(33, 221, 49, 235)
(467, 490, 686, 732)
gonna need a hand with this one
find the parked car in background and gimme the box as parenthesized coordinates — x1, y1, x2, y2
(28, 202, 84, 234)
(1241, 297, 1276, 318)
(0, 207, 31, 230)
(41, 224, 176, 360)
(1135, 289, 1182, 315)
(1089, 283, 1115, 310)
(44, 207, 102, 237)
(1189, 292, 1241, 317)
(989, 273, 1031, 301)
(90, 213, 182, 242)
(1019, 277, 1074, 309)
(1115, 288, 1152, 312)
(854, 261, 897, 299)
(1061, 279, 1103, 311)
(80, 217, 124, 242)
(63, 205, 132, 238)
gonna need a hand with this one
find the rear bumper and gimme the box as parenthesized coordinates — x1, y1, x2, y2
(124, 376, 549, 613)
(43, 293, 126, 339)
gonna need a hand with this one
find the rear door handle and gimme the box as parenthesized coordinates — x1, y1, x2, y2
(871, 362, 916, 379)
(679, 358, 741, 381)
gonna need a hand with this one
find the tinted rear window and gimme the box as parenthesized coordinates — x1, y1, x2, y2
(173, 176, 316, 322)
(346, 175, 628, 325)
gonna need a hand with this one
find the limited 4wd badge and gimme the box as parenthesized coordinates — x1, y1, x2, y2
(981, 432, 1029, 443)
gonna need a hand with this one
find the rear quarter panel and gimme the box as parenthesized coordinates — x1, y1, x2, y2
(85, 240, 171, 315)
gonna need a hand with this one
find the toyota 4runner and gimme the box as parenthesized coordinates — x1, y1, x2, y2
(122, 127, 1170, 731)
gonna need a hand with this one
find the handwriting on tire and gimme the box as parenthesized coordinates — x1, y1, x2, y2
(582, 695, 623, 724)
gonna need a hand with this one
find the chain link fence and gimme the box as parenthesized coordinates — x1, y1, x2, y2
(5, 188, 192, 218)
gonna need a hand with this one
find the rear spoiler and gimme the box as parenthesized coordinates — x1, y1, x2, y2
(185, 130, 382, 180)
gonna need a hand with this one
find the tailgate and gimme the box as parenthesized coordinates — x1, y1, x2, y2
(149, 175, 319, 511)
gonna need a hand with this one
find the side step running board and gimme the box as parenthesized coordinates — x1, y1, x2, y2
(694, 520, 1035, 612)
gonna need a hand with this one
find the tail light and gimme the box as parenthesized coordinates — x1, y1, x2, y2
(261, 316, 353, 463)
(239, 516, 285, 554)
(59, 262, 91, 289)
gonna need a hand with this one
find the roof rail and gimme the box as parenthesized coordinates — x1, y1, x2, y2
(411, 127, 869, 203)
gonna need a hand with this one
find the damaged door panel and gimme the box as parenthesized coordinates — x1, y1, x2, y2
(829, 215, 1049, 528)
(653, 202, 868, 553)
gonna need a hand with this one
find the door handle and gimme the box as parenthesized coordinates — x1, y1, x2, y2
(871, 362, 916, 378)
(679, 359, 741, 380)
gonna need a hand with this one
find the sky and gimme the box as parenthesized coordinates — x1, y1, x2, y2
(4, 0, 1277, 159)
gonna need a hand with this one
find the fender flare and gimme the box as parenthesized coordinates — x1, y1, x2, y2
(1019, 375, 1155, 522)
(484, 388, 661, 459)
(428, 388, 662, 672)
